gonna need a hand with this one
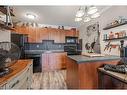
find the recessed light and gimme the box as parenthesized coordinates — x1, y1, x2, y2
(26, 13, 36, 19)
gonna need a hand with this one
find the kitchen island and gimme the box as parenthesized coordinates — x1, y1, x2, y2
(66, 55, 121, 89)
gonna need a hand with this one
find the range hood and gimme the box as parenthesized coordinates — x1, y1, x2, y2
(0, 6, 14, 30)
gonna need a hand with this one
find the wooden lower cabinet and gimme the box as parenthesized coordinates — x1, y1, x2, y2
(0, 60, 33, 89)
(42, 52, 67, 71)
(66, 58, 120, 89)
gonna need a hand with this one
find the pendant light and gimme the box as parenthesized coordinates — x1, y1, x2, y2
(75, 17, 82, 22)
(84, 16, 91, 22)
(87, 6, 98, 14)
(76, 7, 84, 17)
(91, 12, 100, 18)
(75, 6, 100, 23)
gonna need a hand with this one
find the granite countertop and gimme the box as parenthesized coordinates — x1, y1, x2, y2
(25, 50, 65, 54)
(68, 55, 121, 63)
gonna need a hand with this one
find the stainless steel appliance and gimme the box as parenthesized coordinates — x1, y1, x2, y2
(11, 33, 28, 59)
(65, 36, 78, 44)
(64, 44, 81, 55)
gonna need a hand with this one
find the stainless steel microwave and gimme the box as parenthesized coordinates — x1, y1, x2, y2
(65, 37, 78, 44)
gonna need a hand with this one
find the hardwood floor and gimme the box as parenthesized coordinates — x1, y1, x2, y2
(31, 70, 67, 89)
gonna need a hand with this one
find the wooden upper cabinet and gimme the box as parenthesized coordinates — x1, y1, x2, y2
(48, 28, 65, 43)
(28, 27, 37, 43)
(48, 28, 58, 42)
(13, 26, 28, 34)
(12, 26, 78, 43)
(65, 29, 79, 37)
(60, 29, 65, 43)
(40, 28, 49, 42)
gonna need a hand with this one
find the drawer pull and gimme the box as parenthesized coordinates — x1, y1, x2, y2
(10, 80, 19, 88)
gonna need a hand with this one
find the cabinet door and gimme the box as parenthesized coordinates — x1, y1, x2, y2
(0, 84, 6, 89)
(75, 30, 79, 37)
(48, 53, 56, 70)
(40, 28, 49, 42)
(60, 30, 65, 43)
(27, 64, 33, 89)
(48, 28, 56, 41)
(28, 27, 37, 43)
(54, 29, 61, 43)
(65, 30, 79, 37)
(61, 53, 67, 69)
(65, 30, 73, 36)
(36, 28, 41, 42)
(6, 68, 28, 89)
(42, 53, 49, 71)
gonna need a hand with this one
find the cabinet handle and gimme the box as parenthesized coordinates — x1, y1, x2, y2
(10, 80, 19, 88)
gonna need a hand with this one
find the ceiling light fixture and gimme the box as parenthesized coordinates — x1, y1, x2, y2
(26, 13, 36, 20)
(87, 6, 98, 14)
(76, 7, 84, 17)
(91, 12, 100, 18)
(75, 6, 100, 23)
(84, 16, 91, 22)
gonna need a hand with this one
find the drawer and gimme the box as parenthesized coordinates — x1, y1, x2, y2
(6, 68, 28, 89)
(0, 84, 6, 89)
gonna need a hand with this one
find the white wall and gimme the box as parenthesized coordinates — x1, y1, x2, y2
(0, 29, 11, 42)
(78, 6, 127, 56)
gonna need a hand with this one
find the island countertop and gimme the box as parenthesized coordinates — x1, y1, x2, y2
(68, 55, 121, 63)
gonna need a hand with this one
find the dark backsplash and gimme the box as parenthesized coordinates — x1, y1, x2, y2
(24, 40, 65, 50)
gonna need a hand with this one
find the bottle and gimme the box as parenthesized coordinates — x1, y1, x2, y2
(115, 33, 119, 38)
(109, 32, 114, 39)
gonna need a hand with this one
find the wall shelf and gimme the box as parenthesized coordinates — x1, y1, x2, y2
(0, 6, 14, 16)
(103, 22, 127, 30)
(0, 21, 14, 30)
(103, 36, 127, 41)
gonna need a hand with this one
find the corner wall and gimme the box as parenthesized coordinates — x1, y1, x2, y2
(0, 30, 10, 42)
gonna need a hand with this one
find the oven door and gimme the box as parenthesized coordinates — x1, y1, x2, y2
(64, 46, 78, 55)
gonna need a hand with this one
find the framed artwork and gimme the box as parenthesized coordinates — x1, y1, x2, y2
(86, 22, 100, 53)
(86, 23, 99, 37)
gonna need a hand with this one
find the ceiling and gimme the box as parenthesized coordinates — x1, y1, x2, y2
(12, 6, 111, 27)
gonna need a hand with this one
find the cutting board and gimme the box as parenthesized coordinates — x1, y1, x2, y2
(82, 53, 105, 57)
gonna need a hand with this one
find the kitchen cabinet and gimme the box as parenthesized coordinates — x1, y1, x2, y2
(0, 84, 6, 89)
(40, 28, 49, 42)
(98, 68, 127, 89)
(66, 57, 120, 89)
(60, 29, 65, 43)
(0, 60, 33, 89)
(65, 30, 79, 37)
(28, 27, 37, 43)
(48, 28, 65, 43)
(13, 26, 78, 43)
(42, 52, 67, 71)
